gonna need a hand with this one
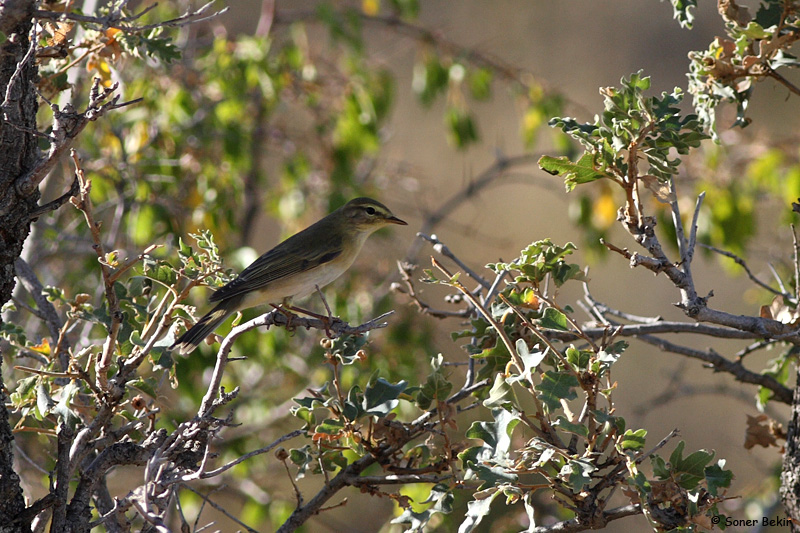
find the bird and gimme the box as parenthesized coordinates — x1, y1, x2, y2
(171, 197, 407, 354)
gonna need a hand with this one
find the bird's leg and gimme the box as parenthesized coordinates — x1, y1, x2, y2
(288, 285, 338, 337)
(271, 300, 299, 331)
(315, 284, 333, 319)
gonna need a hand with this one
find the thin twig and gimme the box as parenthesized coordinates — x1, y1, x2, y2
(635, 428, 679, 464)
(33, 2, 228, 33)
(180, 484, 259, 533)
(793, 224, 800, 303)
(201, 430, 304, 479)
(418, 233, 491, 289)
(686, 191, 704, 264)
(699, 243, 787, 297)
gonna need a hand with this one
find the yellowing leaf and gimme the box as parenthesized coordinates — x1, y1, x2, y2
(30, 338, 51, 355)
(592, 188, 617, 229)
(362, 0, 379, 15)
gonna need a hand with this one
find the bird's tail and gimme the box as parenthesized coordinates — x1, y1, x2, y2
(171, 296, 243, 354)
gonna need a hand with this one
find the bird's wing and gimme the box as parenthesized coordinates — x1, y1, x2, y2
(209, 232, 343, 302)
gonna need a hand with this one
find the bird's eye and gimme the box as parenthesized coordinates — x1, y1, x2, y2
(365, 206, 377, 215)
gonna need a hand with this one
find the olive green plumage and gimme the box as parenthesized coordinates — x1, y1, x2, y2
(171, 197, 406, 354)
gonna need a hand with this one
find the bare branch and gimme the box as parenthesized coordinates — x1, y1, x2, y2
(635, 428, 679, 465)
(687, 191, 704, 265)
(417, 232, 491, 289)
(345, 473, 452, 485)
(404, 153, 541, 262)
(180, 484, 259, 533)
(15, 81, 141, 198)
(636, 333, 792, 404)
(201, 430, 304, 479)
(699, 243, 788, 298)
(13, 257, 69, 369)
(26, 174, 80, 220)
(33, 2, 228, 33)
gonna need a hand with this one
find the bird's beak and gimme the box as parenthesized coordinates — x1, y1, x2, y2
(387, 215, 408, 226)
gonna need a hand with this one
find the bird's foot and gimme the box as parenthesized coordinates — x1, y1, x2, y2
(271, 304, 300, 332)
(288, 305, 340, 338)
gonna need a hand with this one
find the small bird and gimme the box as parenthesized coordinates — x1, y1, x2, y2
(171, 197, 407, 354)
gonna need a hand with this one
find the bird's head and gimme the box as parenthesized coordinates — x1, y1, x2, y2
(340, 197, 407, 234)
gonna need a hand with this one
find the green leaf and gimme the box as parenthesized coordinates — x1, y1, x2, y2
(362, 378, 407, 416)
(468, 68, 493, 100)
(509, 339, 546, 384)
(469, 463, 518, 489)
(539, 153, 612, 192)
(705, 461, 734, 496)
(667, 0, 697, 28)
(559, 458, 597, 492)
(619, 428, 647, 451)
(445, 106, 479, 149)
(538, 307, 569, 331)
(465, 409, 520, 457)
(552, 415, 589, 438)
(52, 381, 80, 429)
(459, 487, 502, 533)
(535, 371, 579, 411)
(483, 373, 514, 409)
(35, 382, 54, 420)
(413, 56, 449, 106)
(129, 378, 158, 399)
(315, 418, 344, 436)
(669, 441, 714, 489)
(289, 445, 314, 480)
(330, 334, 369, 365)
(143, 257, 178, 285)
(755, 0, 783, 27)
(652, 455, 669, 478)
(417, 364, 453, 410)
(566, 346, 592, 371)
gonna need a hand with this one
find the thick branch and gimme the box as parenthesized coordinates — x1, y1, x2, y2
(531, 504, 642, 532)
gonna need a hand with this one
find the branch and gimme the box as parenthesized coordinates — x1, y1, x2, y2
(15, 80, 142, 198)
(14, 257, 70, 369)
(276, 374, 491, 532)
(198, 309, 394, 417)
(417, 233, 492, 289)
(531, 504, 642, 532)
(549, 320, 765, 341)
(700, 243, 789, 299)
(201, 430, 304, 479)
(33, 2, 228, 33)
(179, 484, 258, 533)
(405, 153, 541, 262)
(636, 333, 792, 404)
(345, 473, 452, 485)
(276, 453, 377, 533)
(26, 174, 80, 220)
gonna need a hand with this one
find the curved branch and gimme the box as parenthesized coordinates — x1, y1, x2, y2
(637, 333, 792, 404)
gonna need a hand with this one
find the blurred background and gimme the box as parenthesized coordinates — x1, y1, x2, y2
(14, 0, 800, 531)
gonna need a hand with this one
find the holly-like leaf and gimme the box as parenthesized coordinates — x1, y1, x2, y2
(669, 441, 714, 489)
(705, 461, 734, 496)
(540, 152, 612, 192)
(535, 371, 579, 411)
(619, 428, 647, 451)
(362, 378, 407, 416)
(538, 307, 570, 331)
(559, 458, 597, 492)
(465, 409, 520, 457)
(458, 487, 502, 533)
